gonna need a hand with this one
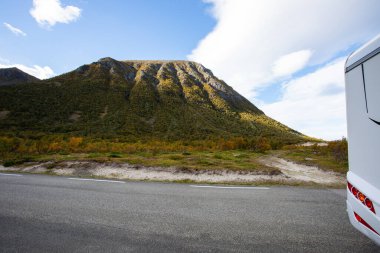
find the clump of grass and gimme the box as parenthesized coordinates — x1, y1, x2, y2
(108, 152, 122, 158)
(87, 153, 101, 158)
(168, 155, 183, 160)
(213, 154, 223, 159)
(234, 153, 249, 158)
(198, 159, 214, 166)
(3, 157, 33, 167)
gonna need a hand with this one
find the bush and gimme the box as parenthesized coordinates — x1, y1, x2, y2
(328, 137, 348, 162)
(254, 137, 271, 153)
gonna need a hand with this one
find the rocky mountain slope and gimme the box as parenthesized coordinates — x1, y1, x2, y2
(0, 67, 40, 86)
(0, 58, 304, 142)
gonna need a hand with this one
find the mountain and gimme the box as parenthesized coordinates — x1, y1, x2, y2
(0, 67, 40, 86)
(0, 58, 304, 143)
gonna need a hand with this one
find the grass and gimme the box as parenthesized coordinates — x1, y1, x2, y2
(4, 150, 280, 175)
(276, 147, 348, 174)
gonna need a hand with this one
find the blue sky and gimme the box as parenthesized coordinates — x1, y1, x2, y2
(0, 0, 215, 73)
(1, 0, 380, 140)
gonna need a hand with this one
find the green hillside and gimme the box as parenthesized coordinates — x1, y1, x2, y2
(0, 58, 304, 145)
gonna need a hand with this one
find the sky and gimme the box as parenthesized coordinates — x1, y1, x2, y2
(1, 0, 380, 140)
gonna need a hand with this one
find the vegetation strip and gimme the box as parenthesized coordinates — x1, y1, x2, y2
(190, 185, 269, 190)
(67, 178, 125, 183)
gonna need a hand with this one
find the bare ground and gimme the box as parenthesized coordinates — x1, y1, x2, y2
(259, 156, 345, 185)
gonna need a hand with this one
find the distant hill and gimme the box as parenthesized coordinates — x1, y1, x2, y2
(0, 67, 39, 86)
(0, 58, 304, 143)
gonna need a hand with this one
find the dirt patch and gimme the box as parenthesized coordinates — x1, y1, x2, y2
(0, 110, 10, 120)
(69, 111, 81, 121)
(142, 117, 156, 126)
(100, 106, 108, 119)
(91, 165, 282, 183)
(299, 142, 328, 147)
(54, 168, 76, 176)
(259, 156, 345, 185)
(47, 161, 285, 183)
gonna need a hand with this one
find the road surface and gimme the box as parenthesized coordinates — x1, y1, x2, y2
(0, 173, 378, 252)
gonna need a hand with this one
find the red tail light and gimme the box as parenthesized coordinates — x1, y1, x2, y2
(352, 187, 359, 196)
(347, 181, 376, 214)
(347, 182, 353, 191)
(365, 198, 376, 213)
(354, 212, 379, 235)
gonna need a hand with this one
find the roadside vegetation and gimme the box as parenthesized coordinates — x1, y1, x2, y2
(35, 151, 280, 175)
(0, 134, 348, 175)
(0, 134, 278, 172)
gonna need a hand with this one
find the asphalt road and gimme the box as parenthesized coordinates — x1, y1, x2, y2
(0, 173, 378, 253)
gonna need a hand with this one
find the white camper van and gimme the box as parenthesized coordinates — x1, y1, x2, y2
(345, 34, 380, 246)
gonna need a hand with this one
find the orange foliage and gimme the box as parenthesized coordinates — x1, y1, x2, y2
(68, 137, 83, 151)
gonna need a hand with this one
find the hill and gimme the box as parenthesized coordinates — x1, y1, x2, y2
(0, 58, 304, 144)
(0, 67, 40, 86)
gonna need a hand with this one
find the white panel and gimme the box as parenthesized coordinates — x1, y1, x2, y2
(345, 34, 380, 246)
(346, 34, 380, 68)
(345, 65, 380, 188)
(363, 54, 380, 122)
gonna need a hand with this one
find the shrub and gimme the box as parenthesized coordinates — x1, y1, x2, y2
(328, 137, 348, 162)
(3, 157, 33, 167)
(255, 137, 271, 153)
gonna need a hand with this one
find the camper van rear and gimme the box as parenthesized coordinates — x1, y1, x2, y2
(345, 34, 380, 246)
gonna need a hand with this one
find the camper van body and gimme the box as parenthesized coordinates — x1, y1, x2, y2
(345, 34, 380, 246)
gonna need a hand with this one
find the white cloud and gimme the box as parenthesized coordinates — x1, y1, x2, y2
(272, 50, 312, 77)
(190, 0, 380, 94)
(30, 0, 81, 28)
(0, 63, 55, 80)
(3, 22, 27, 36)
(262, 59, 346, 140)
(189, 0, 380, 139)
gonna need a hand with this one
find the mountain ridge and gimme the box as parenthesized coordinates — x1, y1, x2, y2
(0, 67, 40, 86)
(57, 57, 264, 115)
(0, 58, 303, 143)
